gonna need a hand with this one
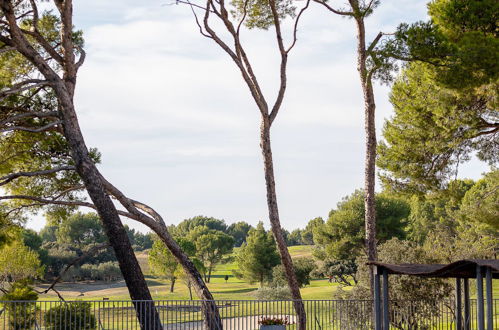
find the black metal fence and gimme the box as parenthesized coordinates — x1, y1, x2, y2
(0, 299, 497, 329)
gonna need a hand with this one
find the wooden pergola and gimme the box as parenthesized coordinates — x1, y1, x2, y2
(368, 259, 499, 330)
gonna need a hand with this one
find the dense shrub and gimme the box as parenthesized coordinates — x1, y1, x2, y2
(254, 286, 292, 300)
(61, 262, 122, 281)
(270, 258, 316, 288)
(44, 301, 96, 329)
(1, 281, 39, 330)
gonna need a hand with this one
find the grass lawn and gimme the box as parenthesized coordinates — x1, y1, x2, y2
(35, 244, 498, 302)
(36, 245, 344, 301)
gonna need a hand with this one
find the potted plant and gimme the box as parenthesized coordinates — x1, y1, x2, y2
(258, 316, 291, 329)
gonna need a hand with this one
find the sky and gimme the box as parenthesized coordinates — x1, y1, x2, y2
(26, 0, 490, 232)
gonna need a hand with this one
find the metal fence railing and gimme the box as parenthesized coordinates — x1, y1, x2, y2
(0, 299, 497, 329)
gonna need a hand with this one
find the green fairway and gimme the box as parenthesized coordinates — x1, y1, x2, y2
(36, 245, 344, 301)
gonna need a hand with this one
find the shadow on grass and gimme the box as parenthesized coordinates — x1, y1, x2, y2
(145, 279, 167, 286)
(211, 288, 257, 294)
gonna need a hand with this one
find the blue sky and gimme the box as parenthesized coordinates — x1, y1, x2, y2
(27, 0, 490, 232)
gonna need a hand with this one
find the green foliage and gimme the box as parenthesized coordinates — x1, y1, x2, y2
(56, 212, 107, 246)
(314, 259, 357, 287)
(458, 169, 498, 232)
(175, 216, 228, 237)
(1, 281, 39, 330)
(0, 240, 44, 282)
(44, 301, 96, 330)
(227, 221, 253, 247)
(254, 286, 292, 300)
(39, 225, 57, 243)
(314, 190, 409, 260)
(301, 217, 324, 245)
(193, 229, 234, 282)
(65, 262, 122, 281)
(235, 222, 280, 286)
(286, 229, 303, 246)
(231, 0, 296, 30)
(387, 0, 498, 89)
(405, 179, 474, 243)
(21, 229, 42, 251)
(149, 238, 182, 283)
(337, 238, 452, 328)
(148, 236, 200, 291)
(125, 225, 154, 251)
(378, 63, 497, 192)
(0, 13, 98, 231)
(271, 257, 315, 288)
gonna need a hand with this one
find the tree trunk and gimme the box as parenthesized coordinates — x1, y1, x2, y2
(58, 100, 163, 330)
(0, 2, 163, 327)
(207, 266, 213, 283)
(0, 1, 221, 328)
(138, 223, 223, 330)
(351, 9, 378, 294)
(188, 283, 193, 300)
(170, 277, 176, 293)
(260, 119, 307, 329)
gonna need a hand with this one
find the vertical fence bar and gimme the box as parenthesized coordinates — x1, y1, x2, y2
(456, 278, 462, 330)
(485, 267, 493, 330)
(477, 266, 485, 330)
(382, 269, 389, 330)
(464, 279, 470, 330)
(374, 266, 382, 330)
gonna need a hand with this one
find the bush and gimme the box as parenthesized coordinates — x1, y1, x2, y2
(254, 286, 292, 300)
(44, 301, 96, 329)
(270, 258, 316, 288)
(1, 281, 39, 330)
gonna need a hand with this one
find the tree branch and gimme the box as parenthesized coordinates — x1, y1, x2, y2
(312, 0, 353, 16)
(0, 111, 59, 126)
(0, 79, 49, 100)
(39, 242, 110, 299)
(0, 165, 75, 186)
(286, 0, 311, 53)
(0, 120, 61, 133)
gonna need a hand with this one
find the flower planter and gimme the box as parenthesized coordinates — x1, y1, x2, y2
(259, 326, 286, 330)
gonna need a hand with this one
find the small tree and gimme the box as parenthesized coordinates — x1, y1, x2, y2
(44, 301, 96, 330)
(194, 230, 234, 282)
(235, 222, 280, 287)
(149, 237, 196, 292)
(0, 241, 44, 283)
(1, 281, 38, 329)
(271, 258, 315, 288)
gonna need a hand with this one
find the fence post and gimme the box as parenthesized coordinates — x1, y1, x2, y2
(476, 265, 485, 330)
(456, 278, 462, 330)
(485, 267, 493, 330)
(374, 266, 382, 330)
(463, 278, 470, 330)
(382, 268, 389, 330)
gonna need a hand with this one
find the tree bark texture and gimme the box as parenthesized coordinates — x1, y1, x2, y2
(260, 120, 307, 329)
(350, 2, 378, 294)
(0, 1, 162, 328)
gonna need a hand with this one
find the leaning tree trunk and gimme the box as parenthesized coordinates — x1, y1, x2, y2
(260, 119, 307, 329)
(133, 220, 223, 329)
(352, 12, 378, 294)
(57, 97, 163, 330)
(0, 2, 161, 328)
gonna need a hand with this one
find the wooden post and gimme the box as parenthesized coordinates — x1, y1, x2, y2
(456, 278, 462, 330)
(464, 278, 470, 330)
(382, 269, 389, 330)
(374, 266, 381, 330)
(476, 265, 484, 330)
(485, 267, 493, 330)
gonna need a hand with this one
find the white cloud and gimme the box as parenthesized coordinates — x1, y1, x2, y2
(24, 0, 489, 233)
